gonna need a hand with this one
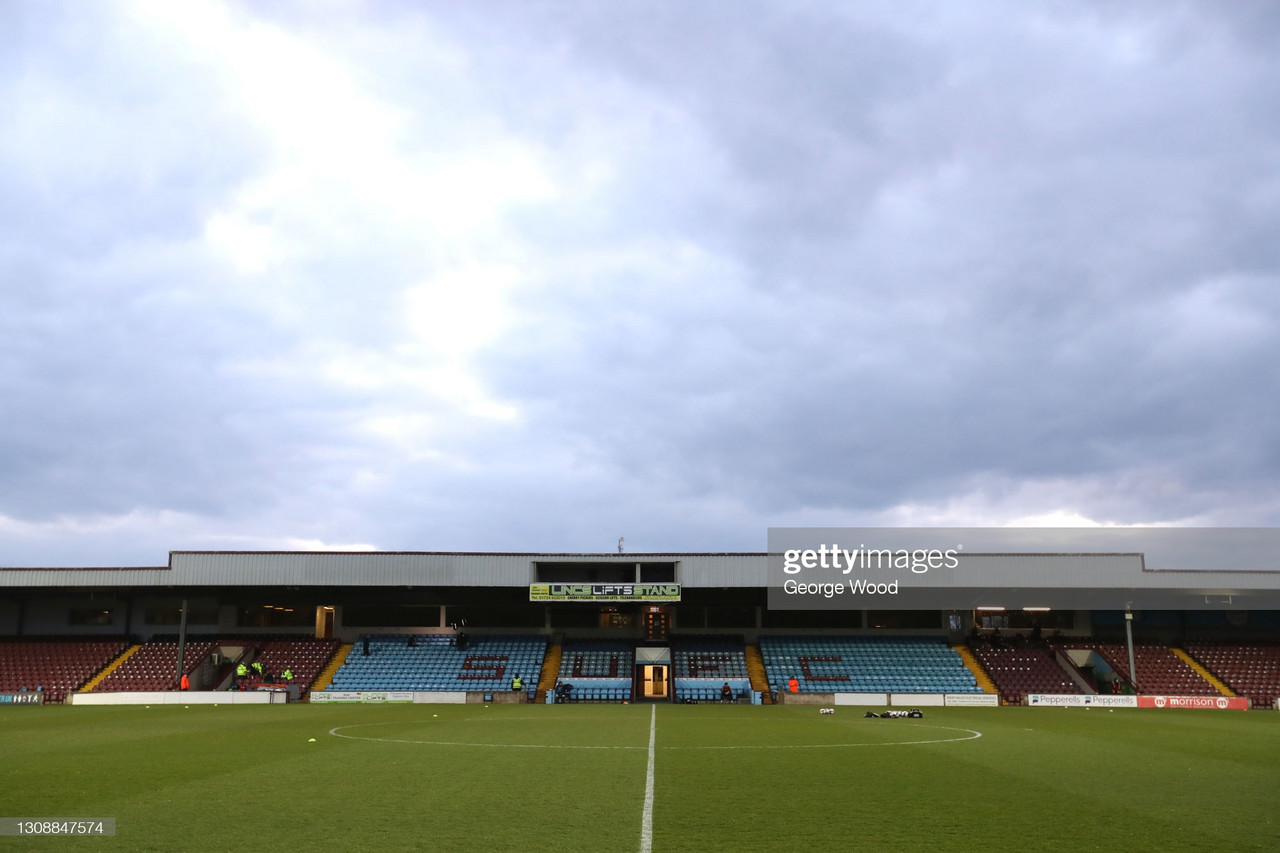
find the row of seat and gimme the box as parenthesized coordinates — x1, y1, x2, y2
(762, 637, 982, 693)
(676, 688, 744, 702)
(552, 687, 631, 702)
(673, 650, 749, 678)
(1185, 642, 1280, 707)
(0, 639, 131, 703)
(329, 637, 548, 692)
(560, 650, 629, 678)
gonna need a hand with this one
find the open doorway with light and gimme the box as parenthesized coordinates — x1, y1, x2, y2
(634, 646, 671, 700)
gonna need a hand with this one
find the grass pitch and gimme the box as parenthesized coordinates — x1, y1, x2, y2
(2, 702, 1277, 851)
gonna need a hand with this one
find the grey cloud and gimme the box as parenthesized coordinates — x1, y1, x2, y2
(4, 1, 1280, 565)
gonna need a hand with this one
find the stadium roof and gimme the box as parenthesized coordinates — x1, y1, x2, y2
(2, 549, 1279, 610)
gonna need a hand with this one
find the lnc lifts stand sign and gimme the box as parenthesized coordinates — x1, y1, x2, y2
(529, 584, 681, 602)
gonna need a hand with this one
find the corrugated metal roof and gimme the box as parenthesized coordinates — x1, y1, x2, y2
(0, 550, 1277, 596)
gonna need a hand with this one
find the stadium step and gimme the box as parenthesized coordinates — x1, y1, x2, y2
(309, 644, 353, 696)
(535, 643, 563, 703)
(1173, 647, 1235, 696)
(80, 645, 141, 693)
(745, 645, 772, 702)
(953, 645, 999, 695)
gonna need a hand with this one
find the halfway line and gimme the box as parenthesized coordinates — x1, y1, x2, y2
(640, 704, 655, 853)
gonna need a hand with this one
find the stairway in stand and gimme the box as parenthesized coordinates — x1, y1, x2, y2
(953, 644, 999, 695)
(536, 643, 563, 703)
(308, 644, 353, 697)
(745, 645, 772, 703)
(79, 645, 140, 693)
(1173, 648, 1235, 696)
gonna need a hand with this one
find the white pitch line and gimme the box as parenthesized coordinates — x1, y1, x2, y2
(670, 724, 983, 750)
(639, 704, 655, 853)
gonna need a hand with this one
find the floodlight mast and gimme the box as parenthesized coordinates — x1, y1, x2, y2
(175, 598, 189, 683)
(1124, 604, 1137, 692)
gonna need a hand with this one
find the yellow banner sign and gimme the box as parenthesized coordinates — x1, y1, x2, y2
(529, 583, 681, 602)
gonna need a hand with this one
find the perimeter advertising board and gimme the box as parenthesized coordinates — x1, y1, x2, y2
(1027, 694, 1138, 707)
(1137, 695, 1249, 710)
(944, 693, 1000, 707)
(309, 691, 414, 704)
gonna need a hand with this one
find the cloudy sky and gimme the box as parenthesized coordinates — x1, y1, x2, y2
(3, 1, 1279, 567)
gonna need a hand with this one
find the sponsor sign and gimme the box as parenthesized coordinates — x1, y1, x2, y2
(1137, 695, 1249, 710)
(1080, 695, 1138, 708)
(529, 583, 681, 602)
(945, 693, 1000, 707)
(310, 691, 413, 704)
(1027, 694, 1138, 708)
(0, 692, 45, 705)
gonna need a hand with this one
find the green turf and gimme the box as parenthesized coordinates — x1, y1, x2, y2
(1, 703, 1276, 851)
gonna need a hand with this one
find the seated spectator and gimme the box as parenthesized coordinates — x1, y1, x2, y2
(721, 682, 733, 702)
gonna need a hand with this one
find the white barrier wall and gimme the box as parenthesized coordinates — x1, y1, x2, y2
(308, 691, 469, 704)
(838, 693, 1000, 707)
(71, 691, 277, 705)
(833, 693, 889, 706)
(839, 691, 1008, 701)
(414, 692, 467, 704)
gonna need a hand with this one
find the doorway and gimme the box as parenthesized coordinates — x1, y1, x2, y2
(638, 664, 668, 699)
(316, 606, 335, 639)
(634, 645, 672, 700)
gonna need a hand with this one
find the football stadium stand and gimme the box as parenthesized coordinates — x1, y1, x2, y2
(326, 634, 546, 694)
(1186, 642, 1280, 708)
(4, 547, 1280, 708)
(672, 637, 750, 679)
(227, 638, 341, 697)
(760, 636, 983, 695)
(971, 644, 1082, 705)
(554, 640, 634, 702)
(91, 640, 217, 693)
(0, 638, 128, 704)
(672, 637, 752, 702)
(1050, 640, 1219, 696)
